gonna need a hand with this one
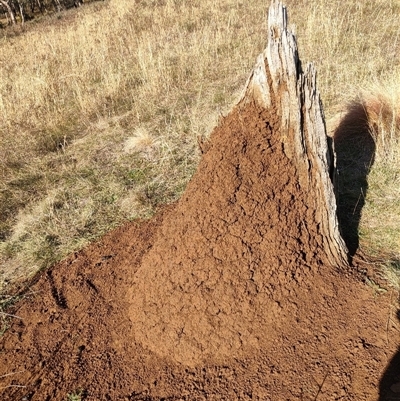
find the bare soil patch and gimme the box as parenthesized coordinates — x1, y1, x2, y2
(0, 98, 399, 400)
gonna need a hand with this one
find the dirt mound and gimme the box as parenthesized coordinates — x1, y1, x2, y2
(129, 100, 342, 366)
(0, 124, 398, 399)
(1, 1, 399, 400)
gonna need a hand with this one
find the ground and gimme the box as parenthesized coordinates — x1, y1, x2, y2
(0, 97, 399, 401)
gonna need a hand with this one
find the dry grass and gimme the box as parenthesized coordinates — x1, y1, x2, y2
(0, 0, 267, 291)
(358, 83, 400, 277)
(331, 80, 400, 288)
(0, 0, 399, 293)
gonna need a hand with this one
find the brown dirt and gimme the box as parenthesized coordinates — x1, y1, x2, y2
(0, 100, 399, 401)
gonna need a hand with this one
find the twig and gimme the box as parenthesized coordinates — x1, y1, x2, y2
(0, 312, 22, 320)
(0, 370, 24, 379)
(313, 372, 329, 401)
(0, 385, 26, 390)
(352, 188, 364, 216)
(389, 319, 400, 333)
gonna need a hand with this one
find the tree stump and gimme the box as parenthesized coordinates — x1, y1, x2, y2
(242, 0, 348, 267)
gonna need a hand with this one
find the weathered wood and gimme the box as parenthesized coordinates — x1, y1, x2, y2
(242, 0, 348, 267)
(0, 0, 16, 24)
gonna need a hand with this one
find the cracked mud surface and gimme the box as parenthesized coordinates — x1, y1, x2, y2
(0, 101, 399, 400)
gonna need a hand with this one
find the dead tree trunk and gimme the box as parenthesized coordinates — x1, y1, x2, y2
(241, 0, 348, 267)
(0, 0, 16, 24)
(15, 0, 24, 25)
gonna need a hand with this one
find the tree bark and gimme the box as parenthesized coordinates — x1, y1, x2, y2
(241, 0, 348, 267)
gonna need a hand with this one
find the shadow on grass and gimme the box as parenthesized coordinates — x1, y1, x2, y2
(333, 102, 376, 258)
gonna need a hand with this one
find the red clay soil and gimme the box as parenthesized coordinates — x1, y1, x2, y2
(0, 100, 399, 401)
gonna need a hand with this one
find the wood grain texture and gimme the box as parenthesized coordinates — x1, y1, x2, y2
(242, 0, 348, 267)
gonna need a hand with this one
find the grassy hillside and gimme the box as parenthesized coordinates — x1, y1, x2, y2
(0, 0, 399, 294)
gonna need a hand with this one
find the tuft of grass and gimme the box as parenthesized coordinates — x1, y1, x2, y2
(382, 259, 400, 291)
(66, 389, 86, 401)
(0, 293, 23, 337)
(331, 77, 400, 289)
(359, 83, 400, 268)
